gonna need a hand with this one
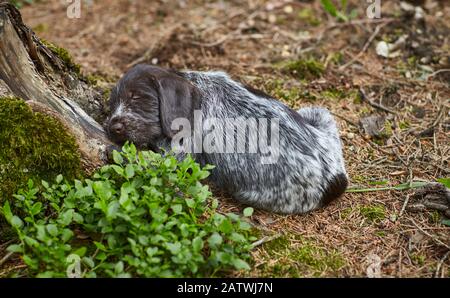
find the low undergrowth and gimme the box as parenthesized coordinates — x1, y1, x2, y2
(1, 143, 256, 277)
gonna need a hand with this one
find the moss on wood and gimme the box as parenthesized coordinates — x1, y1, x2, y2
(0, 97, 82, 201)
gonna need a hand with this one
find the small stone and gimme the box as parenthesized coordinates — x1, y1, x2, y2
(281, 50, 291, 58)
(151, 58, 158, 65)
(414, 7, 425, 20)
(266, 3, 275, 11)
(283, 5, 294, 14)
(420, 56, 430, 64)
(376, 41, 390, 58)
(268, 14, 277, 24)
(347, 132, 355, 139)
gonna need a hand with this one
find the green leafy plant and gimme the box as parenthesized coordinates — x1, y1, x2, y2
(320, 0, 358, 22)
(1, 143, 256, 277)
(437, 178, 450, 189)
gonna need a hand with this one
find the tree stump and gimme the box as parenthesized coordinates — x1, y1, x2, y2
(0, 3, 112, 172)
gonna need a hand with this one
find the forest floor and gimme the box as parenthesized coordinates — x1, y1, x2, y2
(2, 0, 449, 277)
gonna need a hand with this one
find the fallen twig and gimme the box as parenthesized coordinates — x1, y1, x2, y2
(251, 233, 282, 249)
(339, 21, 392, 71)
(410, 219, 450, 250)
(434, 250, 450, 278)
(0, 251, 14, 268)
(359, 87, 398, 115)
(346, 181, 428, 193)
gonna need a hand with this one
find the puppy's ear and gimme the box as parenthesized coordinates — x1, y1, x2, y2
(157, 75, 199, 138)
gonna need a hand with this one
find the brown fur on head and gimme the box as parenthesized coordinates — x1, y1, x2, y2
(105, 64, 200, 150)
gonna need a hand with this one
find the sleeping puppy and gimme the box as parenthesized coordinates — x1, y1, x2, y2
(106, 64, 348, 214)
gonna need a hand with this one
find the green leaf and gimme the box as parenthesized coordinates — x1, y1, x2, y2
(82, 256, 95, 268)
(207, 233, 223, 248)
(2, 201, 13, 222)
(171, 204, 183, 214)
(211, 198, 219, 209)
(74, 247, 87, 257)
(115, 261, 124, 274)
(112, 150, 124, 164)
(232, 258, 250, 270)
(56, 174, 63, 184)
(166, 242, 181, 255)
(218, 219, 233, 234)
(321, 0, 338, 17)
(243, 207, 254, 217)
(58, 209, 74, 226)
(125, 164, 135, 179)
(437, 178, 450, 189)
(92, 181, 113, 201)
(61, 229, 74, 242)
(41, 180, 50, 189)
(442, 219, 450, 227)
(185, 199, 195, 208)
(230, 232, 246, 243)
(192, 237, 204, 251)
(6, 244, 23, 253)
(30, 202, 43, 216)
(10, 216, 23, 229)
(46, 224, 59, 237)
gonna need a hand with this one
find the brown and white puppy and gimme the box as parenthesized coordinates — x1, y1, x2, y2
(106, 64, 348, 214)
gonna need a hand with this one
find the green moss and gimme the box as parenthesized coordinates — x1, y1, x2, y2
(264, 235, 292, 252)
(383, 120, 393, 138)
(340, 207, 353, 220)
(33, 23, 48, 34)
(411, 254, 425, 266)
(359, 204, 386, 223)
(263, 79, 302, 104)
(41, 39, 81, 75)
(375, 230, 387, 237)
(260, 234, 346, 277)
(399, 120, 410, 130)
(429, 211, 441, 224)
(281, 58, 325, 80)
(320, 88, 360, 103)
(292, 243, 345, 276)
(261, 79, 317, 107)
(298, 8, 321, 26)
(0, 97, 82, 200)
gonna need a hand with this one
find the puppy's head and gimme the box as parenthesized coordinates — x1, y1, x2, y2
(106, 64, 199, 150)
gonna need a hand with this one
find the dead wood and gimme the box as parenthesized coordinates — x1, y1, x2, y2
(0, 3, 112, 171)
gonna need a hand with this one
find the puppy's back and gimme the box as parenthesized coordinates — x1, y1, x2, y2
(182, 70, 348, 214)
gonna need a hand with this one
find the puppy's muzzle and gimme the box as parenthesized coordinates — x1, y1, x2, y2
(108, 117, 127, 144)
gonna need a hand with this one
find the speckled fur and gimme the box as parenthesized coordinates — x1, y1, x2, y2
(107, 65, 348, 214)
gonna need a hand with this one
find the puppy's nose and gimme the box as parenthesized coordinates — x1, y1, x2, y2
(111, 122, 125, 135)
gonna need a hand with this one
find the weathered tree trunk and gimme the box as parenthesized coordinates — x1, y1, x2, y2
(0, 3, 112, 171)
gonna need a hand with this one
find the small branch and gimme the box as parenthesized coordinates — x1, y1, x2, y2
(251, 233, 282, 249)
(434, 250, 450, 278)
(410, 219, 450, 250)
(399, 194, 411, 218)
(0, 251, 14, 267)
(426, 69, 450, 80)
(339, 21, 391, 71)
(359, 87, 398, 115)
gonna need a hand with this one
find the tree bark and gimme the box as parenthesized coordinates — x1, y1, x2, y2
(0, 3, 112, 172)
